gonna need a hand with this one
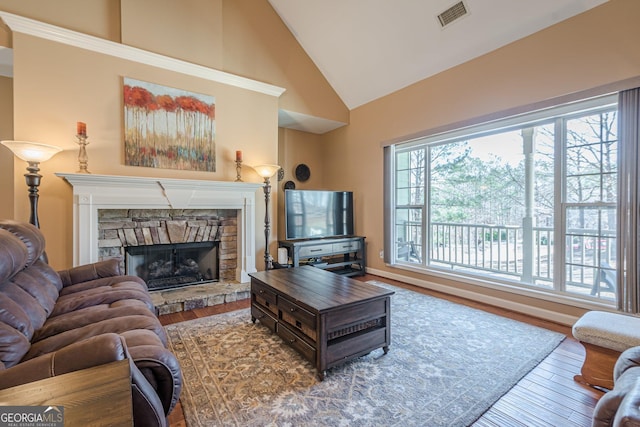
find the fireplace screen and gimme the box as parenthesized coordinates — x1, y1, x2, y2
(125, 241, 218, 291)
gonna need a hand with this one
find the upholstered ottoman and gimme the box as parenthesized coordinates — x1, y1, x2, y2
(572, 311, 640, 389)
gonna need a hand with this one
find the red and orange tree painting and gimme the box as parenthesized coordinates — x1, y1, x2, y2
(124, 78, 216, 171)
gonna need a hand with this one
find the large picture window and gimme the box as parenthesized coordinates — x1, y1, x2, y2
(387, 95, 619, 304)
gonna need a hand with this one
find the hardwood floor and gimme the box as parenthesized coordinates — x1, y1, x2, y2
(159, 274, 604, 427)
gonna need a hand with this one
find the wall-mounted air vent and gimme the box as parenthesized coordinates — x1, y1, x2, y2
(437, 1, 469, 28)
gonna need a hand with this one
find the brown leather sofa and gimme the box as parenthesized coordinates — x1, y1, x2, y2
(0, 220, 182, 427)
(593, 346, 640, 426)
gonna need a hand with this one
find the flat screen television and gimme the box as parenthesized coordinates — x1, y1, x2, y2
(284, 190, 354, 240)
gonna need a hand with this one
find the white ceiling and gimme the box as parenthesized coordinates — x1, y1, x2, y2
(269, 0, 609, 111)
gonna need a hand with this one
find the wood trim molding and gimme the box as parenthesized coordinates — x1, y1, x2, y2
(0, 11, 286, 98)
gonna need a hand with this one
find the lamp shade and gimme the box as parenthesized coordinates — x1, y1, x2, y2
(1, 140, 62, 163)
(252, 164, 281, 179)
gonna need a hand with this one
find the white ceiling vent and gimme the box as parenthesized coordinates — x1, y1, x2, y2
(437, 1, 469, 28)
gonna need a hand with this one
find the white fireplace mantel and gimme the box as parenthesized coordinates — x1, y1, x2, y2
(57, 173, 263, 283)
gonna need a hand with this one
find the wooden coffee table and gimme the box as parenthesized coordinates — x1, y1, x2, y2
(249, 266, 393, 380)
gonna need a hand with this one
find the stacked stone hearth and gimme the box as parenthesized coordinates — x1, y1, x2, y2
(97, 208, 249, 314)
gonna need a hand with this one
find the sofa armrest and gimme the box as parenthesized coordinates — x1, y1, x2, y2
(0, 333, 171, 427)
(57, 258, 123, 287)
(615, 346, 640, 380)
(0, 333, 128, 389)
(614, 378, 640, 426)
(593, 348, 640, 427)
(121, 329, 183, 416)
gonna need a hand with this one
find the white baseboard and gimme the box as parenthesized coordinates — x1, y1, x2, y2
(366, 267, 580, 327)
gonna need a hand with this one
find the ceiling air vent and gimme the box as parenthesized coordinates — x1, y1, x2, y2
(437, 1, 468, 28)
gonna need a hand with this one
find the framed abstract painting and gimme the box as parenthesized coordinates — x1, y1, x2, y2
(123, 77, 216, 171)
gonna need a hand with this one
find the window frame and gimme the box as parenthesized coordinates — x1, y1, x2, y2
(385, 94, 619, 309)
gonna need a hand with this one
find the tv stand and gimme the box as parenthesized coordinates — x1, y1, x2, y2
(278, 236, 366, 277)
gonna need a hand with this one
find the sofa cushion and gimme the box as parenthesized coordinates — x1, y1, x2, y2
(58, 258, 125, 287)
(59, 274, 147, 296)
(33, 300, 156, 342)
(0, 282, 50, 334)
(9, 263, 61, 317)
(0, 229, 29, 283)
(0, 294, 34, 338)
(24, 314, 168, 360)
(0, 260, 62, 333)
(51, 281, 155, 316)
(0, 220, 46, 267)
(0, 322, 31, 369)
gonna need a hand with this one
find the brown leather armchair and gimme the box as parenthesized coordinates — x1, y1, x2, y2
(0, 220, 182, 427)
(593, 346, 640, 426)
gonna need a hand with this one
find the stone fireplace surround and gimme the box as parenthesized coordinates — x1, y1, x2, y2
(98, 208, 237, 284)
(57, 173, 263, 311)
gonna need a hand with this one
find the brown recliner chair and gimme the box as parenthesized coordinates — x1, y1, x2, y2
(592, 346, 640, 426)
(0, 220, 182, 426)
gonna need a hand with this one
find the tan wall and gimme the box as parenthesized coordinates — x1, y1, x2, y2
(0, 76, 13, 219)
(277, 128, 326, 191)
(0, 0, 120, 41)
(320, 0, 640, 318)
(0, 0, 348, 270)
(10, 32, 279, 270)
(276, 128, 327, 239)
(122, 0, 348, 124)
(221, 0, 348, 124)
(121, 0, 223, 69)
(0, 24, 10, 48)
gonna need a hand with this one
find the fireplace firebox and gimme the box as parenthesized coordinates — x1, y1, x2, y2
(125, 242, 219, 291)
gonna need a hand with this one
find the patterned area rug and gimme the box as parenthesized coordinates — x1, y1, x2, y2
(165, 281, 564, 426)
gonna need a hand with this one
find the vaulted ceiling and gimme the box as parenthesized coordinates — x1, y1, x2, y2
(269, 0, 609, 110)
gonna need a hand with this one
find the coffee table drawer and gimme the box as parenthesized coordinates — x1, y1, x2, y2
(327, 298, 388, 330)
(252, 305, 277, 332)
(279, 297, 317, 341)
(277, 323, 316, 363)
(278, 297, 317, 330)
(253, 280, 277, 310)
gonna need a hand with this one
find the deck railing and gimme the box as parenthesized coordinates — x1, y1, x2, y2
(429, 222, 554, 282)
(396, 221, 616, 292)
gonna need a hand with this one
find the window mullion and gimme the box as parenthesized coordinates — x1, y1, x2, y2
(554, 117, 566, 292)
(425, 146, 431, 267)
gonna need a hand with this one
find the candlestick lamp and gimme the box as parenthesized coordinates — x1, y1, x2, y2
(235, 150, 243, 182)
(1, 140, 62, 228)
(76, 122, 91, 173)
